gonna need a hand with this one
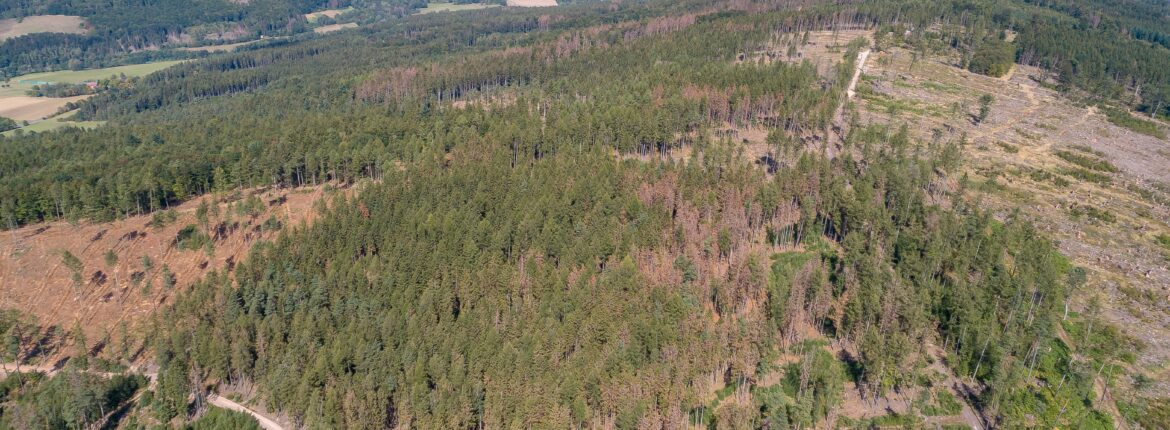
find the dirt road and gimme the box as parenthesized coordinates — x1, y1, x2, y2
(1, 361, 156, 379)
(846, 49, 871, 100)
(829, 48, 872, 153)
(208, 394, 286, 430)
(3, 363, 280, 430)
(0, 362, 59, 378)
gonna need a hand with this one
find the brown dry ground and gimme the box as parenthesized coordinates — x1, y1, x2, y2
(506, 0, 557, 7)
(706, 28, 1169, 426)
(312, 22, 358, 34)
(854, 46, 1170, 395)
(738, 29, 871, 80)
(628, 31, 985, 427)
(304, 7, 349, 21)
(176, 40, 257, 53)
(0, 184, 349, 363)
(0, 15, 87, 41)
(177, 38, 286, 53)
(0, 95, 89, 121)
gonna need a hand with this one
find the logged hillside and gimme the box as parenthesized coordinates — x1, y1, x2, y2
(1, 0, 1169, 429)
(0, 185, 344, 361)
(854, 35, 1170, 391)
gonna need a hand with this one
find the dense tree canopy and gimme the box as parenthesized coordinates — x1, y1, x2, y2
(0, 0, 1158, 427)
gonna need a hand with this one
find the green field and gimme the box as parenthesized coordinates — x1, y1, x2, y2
(1, 111, 105, 136)
(312, 23, 359, 34)
(1, 61, 185, 97)
(415, 2, 499, 14)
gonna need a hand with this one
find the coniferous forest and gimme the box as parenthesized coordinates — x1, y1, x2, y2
(1, 0, 1169, 428)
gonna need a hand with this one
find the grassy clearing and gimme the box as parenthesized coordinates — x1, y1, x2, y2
(416, 2, 500, 14)
(0, 15, 87, 41)
(921, 81, 962, 94)
(1, 111, 104, 136)
(0, 60, 174, 133)
(857, 79, 953, 119)
(1069, 144, 1105, 156)
(1068, 204, 1116, 223)
(1156, 234, 1170, 250)
(2, 60, 184, 97)
(506, 0, 557, 6)
(1054, 150, 1118, 173)
(1103, 107, 1166, 139)
(1119, 398, 1170, 430)
(1061, 317, 1142, 366)
(312, 23, 359, 34)
(178, 39, 264, 53)
(304, 7, 353, 22)
(8, 61, 183, 85)
(1027, 169, 1070, 187)
(1059, 167, 1112, 186)
(1013, 127, 1039, 140)
(1118, 284, 1165, 311)
(915, 388, 963, 416)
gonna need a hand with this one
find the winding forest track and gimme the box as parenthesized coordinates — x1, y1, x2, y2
(845, 49, 871, 101)
(924, 345, 988, 430)
(830, 47, 871, 153)
(0, 361, 155, 380)
(208, 394, 286, 430)
(2, 361, 283, 430)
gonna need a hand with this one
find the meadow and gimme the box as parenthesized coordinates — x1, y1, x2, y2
(2, 60, 185, 98)
(312, 23, 359, 33)
(6, 61, 184, 86)
(304, 7, 353, 22)
(0, 60, 181, 131)
(0, 111, 104, 136)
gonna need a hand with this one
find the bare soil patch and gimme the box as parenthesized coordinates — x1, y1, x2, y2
(0, 185, 350, 364)
(0, 95, 89, 121)
(0, 15, 87, 41)
(312, 22, 358, 34)
(855, 46, 1170, 395)
(738, 29, 872, 78)
(304, 7, 351, 21)
(177, 39, 264, 53)
(507, 0, 557, 6)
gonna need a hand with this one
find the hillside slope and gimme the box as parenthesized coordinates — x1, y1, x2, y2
(1, 0, 1169, 428)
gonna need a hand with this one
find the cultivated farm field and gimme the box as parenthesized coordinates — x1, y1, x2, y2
(0, 60, 183, 131)
(5, 61, 185, 87)
(312, 22, 359, 33)
(0, 15, 87, 41)
(416, 2, 500, 14)
(506, 0, 557, 6)
(0, 95, 88, 121)
(304, 7, 353, 22)
(0, 111, 104, 136)
(2, 60, 185, 99)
